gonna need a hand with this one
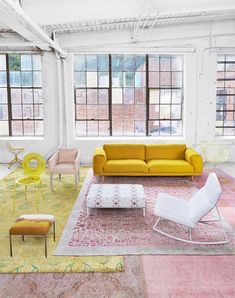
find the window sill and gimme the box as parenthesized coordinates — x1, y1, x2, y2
(75, 136, 185, 141)
(0, 136, 45, 141)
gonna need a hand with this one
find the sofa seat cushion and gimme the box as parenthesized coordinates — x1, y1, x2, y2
(147, 159, 194, 173)
(104, 159, 148, 173)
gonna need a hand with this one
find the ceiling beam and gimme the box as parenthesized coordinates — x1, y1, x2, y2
(0, 0, 66, 57)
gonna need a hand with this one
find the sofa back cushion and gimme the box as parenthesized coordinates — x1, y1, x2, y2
(59, 149, 77, 163)
(145, 144, 186, 160)
(103, 144, 145, 160)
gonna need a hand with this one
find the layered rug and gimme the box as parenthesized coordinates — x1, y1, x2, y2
(0, 167, 124, 273)
(55, 169, 235, 256)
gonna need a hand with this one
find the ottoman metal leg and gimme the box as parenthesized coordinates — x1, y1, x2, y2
(9, 234, 12, 257)
(45, 235, 47, 258)
(53, 221, 56, 241)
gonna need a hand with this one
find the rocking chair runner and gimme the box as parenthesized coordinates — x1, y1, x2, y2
(6, 142, 25, 168)
(153, 172, 229, 245)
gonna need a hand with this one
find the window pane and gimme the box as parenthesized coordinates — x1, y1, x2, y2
(160, 105, 171, 119)
(0, 88, 7, 103)
(32, 55, 41, 70)
(171, 120, 182, 135)
(12, 105, 22, 119)
(135, 121, 145, 135)
(0, 72, 7, 87)
(135, 105, 146, 120)
(149, 55, 159, 71)
(124, 88, 134, 104)
(172, 56, 183, 71)
(76, 121, 86, 136)
(34, 89, 43, 103)
(123, 55, 135, 71)
(86, 55, 97, 71)
(160, 72, 171, 87)
(10, 71, 21, 87)
(0, 121, 9, 135)
(22, 72, 33, 87)
(74, 72, 85, 87)
(99, 89, 108, 104)
(12, 120, 23, 135)
(11, 89, 21, 104)
(135, 88, 145, 104)
(172, 72, 182, 87)
(112, 72, 122, 87)
(135, 72, 145, 87)
(74, 55, 85, 71)
(160, 89, 171, 103)
(33, 72, 42, 87)
(86, 72, 97, 87)
(123, 72, 134, 87)
(160, 56, 171, 71)
(99, 105, 109, 120)
(149, 72, 159, 87)
(23, 105, 34, 119)
(76, 105, 86, 119)
(160, 120, 171, 135)
(98, 55, 109, 71)
(149, 120, 160, 136)
(135, 55, 146, 71)
(99, 121, 109, 136)
(172, 90, 182, 104)
(34, 105, 43, 119)
(171, 105, 181, 119)
(112, 55, 123, 71)
(149, 105, 159, 119)
(124, 120, 134, 136)
(149, 89, 159, 104)
(124, 105, 134, 119)
(0, 105, 8, 120)
(87, 89, 97, 104)
(9, 54, 20, 71)
(22, 89, 33, 103)
(21, 55, 32, 70)
(0, 55, 6, 70)
(112, 88, 122, 104)
(35, 120, 43, 135)
(23, 120, 34, 135)
(87, 121, 98, 136)
(98, 72, 109, 87)
(87, 105, 98, 120)
(76, 89, 86, 104)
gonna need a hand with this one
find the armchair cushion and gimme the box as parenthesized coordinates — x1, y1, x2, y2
(52, 163, 75, 174)
(58, 149, 77, 163)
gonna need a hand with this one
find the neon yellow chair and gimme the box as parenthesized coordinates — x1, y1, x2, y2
(14, 153, 46, 211)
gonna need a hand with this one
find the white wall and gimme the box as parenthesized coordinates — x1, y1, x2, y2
(0, 20, 235, 164)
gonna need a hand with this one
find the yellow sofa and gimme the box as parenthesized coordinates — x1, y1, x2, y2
(93, 144, 203, 177)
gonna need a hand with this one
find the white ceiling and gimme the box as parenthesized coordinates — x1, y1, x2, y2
(20, 0, 235, 26)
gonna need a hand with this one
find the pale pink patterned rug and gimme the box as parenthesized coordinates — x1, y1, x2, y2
(55, 170, 235, 256)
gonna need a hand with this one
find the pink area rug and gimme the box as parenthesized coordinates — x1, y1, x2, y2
(55, 170, 235, 256)
(142, 255, 235, 298)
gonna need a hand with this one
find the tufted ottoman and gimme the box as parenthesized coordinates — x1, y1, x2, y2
(9, 214, 55, 258)
(86, 184, 146, 216)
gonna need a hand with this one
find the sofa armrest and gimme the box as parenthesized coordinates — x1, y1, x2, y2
(48, 151, 59, 173)
(74, 150, 80, 174)
(93, 147, 107, 174)
(185, 147, 203, 174)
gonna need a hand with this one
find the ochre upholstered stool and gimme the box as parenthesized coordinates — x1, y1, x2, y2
(9, 214, 55, 258)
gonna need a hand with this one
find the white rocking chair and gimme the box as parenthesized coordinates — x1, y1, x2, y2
(153, 173, 229, 245)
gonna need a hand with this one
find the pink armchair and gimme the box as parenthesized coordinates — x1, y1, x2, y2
(48, 148, 80, 191)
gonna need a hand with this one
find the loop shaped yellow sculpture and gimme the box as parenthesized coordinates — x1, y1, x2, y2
(22, 153, 46, 176)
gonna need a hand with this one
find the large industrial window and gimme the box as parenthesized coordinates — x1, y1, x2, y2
(0, 53, 43, 136)
(74, 54, 183, 137)
(216, 55, 235, 136)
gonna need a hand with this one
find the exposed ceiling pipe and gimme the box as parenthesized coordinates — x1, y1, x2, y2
(0, 0, 67, 58)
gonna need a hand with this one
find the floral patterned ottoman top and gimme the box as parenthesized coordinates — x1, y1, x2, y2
(86, 184, 146, 209)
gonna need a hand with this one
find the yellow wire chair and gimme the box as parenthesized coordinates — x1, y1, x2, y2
(14, 153, 46, 211)
(6, 142, 25, 169)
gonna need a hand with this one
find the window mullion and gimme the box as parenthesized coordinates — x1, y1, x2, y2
(5, 54, 12, 136)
